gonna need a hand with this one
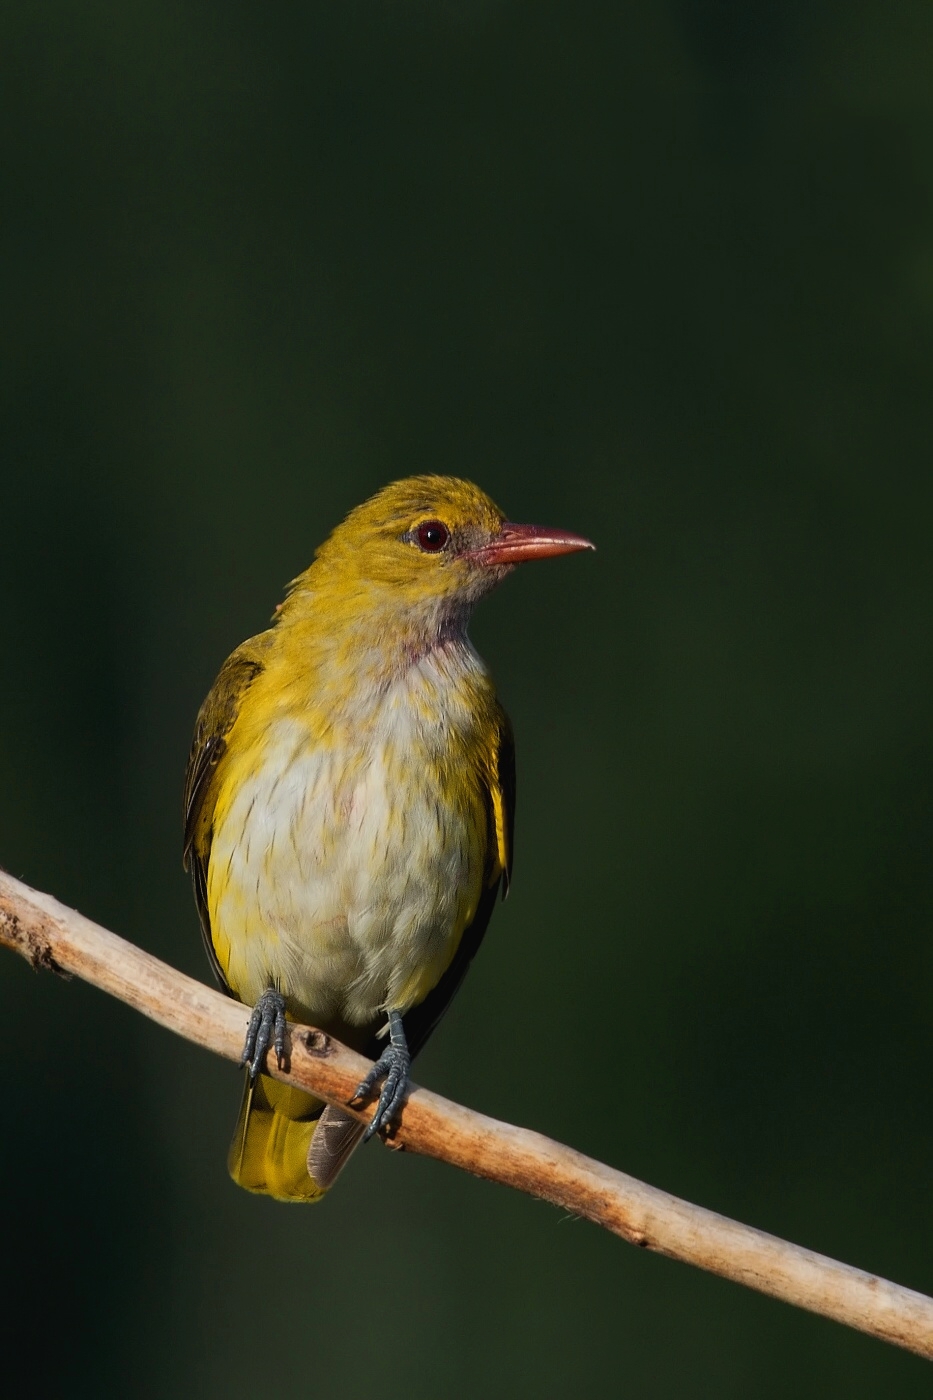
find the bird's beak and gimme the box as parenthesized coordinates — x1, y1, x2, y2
(467, 521, 596, 567)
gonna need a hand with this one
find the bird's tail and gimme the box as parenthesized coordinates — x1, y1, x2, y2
(228, 1074, 365, 1202)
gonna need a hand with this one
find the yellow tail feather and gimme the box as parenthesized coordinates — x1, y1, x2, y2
(228, 1074, 327, 1203)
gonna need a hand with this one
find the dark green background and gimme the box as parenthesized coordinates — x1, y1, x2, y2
(3, 2, 933, 1395)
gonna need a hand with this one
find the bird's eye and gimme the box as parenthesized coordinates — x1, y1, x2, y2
(415, 520, 450, 553)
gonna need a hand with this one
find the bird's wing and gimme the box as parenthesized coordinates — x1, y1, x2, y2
(396, 706, 516, 1061)
(493, 708, 516, 898)
(183, 638, 268, 990)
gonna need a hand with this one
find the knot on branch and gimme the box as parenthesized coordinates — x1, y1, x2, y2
(0, 905, 70, 979)
(302, 1028, 332, 1056)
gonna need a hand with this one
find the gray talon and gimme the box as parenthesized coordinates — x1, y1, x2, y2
(241, 987, 288, 1079)
(354, 1009, 410, 1142)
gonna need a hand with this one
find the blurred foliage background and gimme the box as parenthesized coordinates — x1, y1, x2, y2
(2, 1, 933, 1395)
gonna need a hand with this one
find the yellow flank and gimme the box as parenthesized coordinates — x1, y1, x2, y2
(184, 476, 535, 1202)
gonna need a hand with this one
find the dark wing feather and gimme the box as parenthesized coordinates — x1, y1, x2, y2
(497, 715, 516, 897)
(394, 709, 516, 1062)
(183, 642, 267, 990)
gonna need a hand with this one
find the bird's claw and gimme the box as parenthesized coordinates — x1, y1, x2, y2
(353, 1010, 411, 1142)
(354, 1045, 411, 1142)
(241, 987, 287, 1079)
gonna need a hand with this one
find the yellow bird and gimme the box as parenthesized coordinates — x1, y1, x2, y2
(183, 476, 593, 1202)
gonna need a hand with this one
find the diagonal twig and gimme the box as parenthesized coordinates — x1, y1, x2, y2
(1, 867, 931, 1361)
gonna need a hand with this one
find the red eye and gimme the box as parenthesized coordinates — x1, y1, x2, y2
(415, 520, 450, 553)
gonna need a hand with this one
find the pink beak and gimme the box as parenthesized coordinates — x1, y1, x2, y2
(468, 521, 596, 567)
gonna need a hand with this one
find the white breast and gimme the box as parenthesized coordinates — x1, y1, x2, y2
(208, 642, 490, 1029)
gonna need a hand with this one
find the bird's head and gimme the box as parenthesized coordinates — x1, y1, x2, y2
(283, 475, 594, 649)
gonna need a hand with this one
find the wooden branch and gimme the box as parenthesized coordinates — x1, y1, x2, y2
(1, 869, 931, 1361)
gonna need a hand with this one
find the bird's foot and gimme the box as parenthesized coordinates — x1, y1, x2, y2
(241, 987, 287, 1079)
(353, 1009, 410, 1142)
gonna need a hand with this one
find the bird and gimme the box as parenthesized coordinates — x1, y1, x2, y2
(183, 475, 593, 1202)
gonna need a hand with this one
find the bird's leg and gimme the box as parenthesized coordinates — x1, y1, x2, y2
(353, 1009, 411, 1142)
(241, 986, 287, 1079)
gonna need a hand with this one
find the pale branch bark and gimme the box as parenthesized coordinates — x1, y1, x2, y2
(1, 870, 931, 1361)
